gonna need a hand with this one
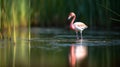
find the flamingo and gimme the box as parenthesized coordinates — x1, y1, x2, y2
(68, 12, 88, 39)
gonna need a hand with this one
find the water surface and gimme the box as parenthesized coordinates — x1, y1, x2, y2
(0, 28, 120, 67)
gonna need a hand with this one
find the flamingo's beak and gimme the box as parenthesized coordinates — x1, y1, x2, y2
(68, 16, 71, 20)
(85, 25, 88, 28)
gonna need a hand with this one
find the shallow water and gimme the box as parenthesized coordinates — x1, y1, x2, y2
(0, 28, 120, 67)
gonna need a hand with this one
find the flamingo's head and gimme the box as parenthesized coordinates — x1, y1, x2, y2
(68, 12, 76, 20)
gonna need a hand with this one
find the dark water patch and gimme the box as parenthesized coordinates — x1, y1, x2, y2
(31, 27, 64, 35)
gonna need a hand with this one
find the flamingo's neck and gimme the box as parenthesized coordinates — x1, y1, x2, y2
(70, 15, 76, 30)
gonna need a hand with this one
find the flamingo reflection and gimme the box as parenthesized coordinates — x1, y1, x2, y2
(69, 40, 87, 67)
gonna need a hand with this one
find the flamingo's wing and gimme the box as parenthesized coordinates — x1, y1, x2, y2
(74, 22, 87, 31)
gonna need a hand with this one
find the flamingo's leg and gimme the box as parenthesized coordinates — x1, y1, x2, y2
(75, 31, 79, 39)
(80, 31, 83, 40)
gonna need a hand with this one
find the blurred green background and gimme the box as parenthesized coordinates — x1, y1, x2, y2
(30, 0, 120, 31)
(0, 0, 120, 39)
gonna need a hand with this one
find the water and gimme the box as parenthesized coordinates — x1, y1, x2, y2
(0, 28, 120, 67)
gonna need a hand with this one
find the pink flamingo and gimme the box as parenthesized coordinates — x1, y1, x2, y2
(68, 12, 88, 39)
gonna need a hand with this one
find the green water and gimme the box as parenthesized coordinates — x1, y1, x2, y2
(0, 28, 120, 67)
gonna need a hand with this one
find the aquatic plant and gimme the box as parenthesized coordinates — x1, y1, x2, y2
(0, 0, 31, 41)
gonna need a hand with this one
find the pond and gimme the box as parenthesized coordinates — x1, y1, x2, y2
(0, 28, 120, 67)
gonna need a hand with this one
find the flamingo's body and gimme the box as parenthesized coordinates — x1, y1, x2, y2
(68, 12, 88, 39)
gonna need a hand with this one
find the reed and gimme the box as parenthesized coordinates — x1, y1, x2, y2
(0, 0, 119, 40)
(0, 0, 31, 40)
(0, 0, 1, 38)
